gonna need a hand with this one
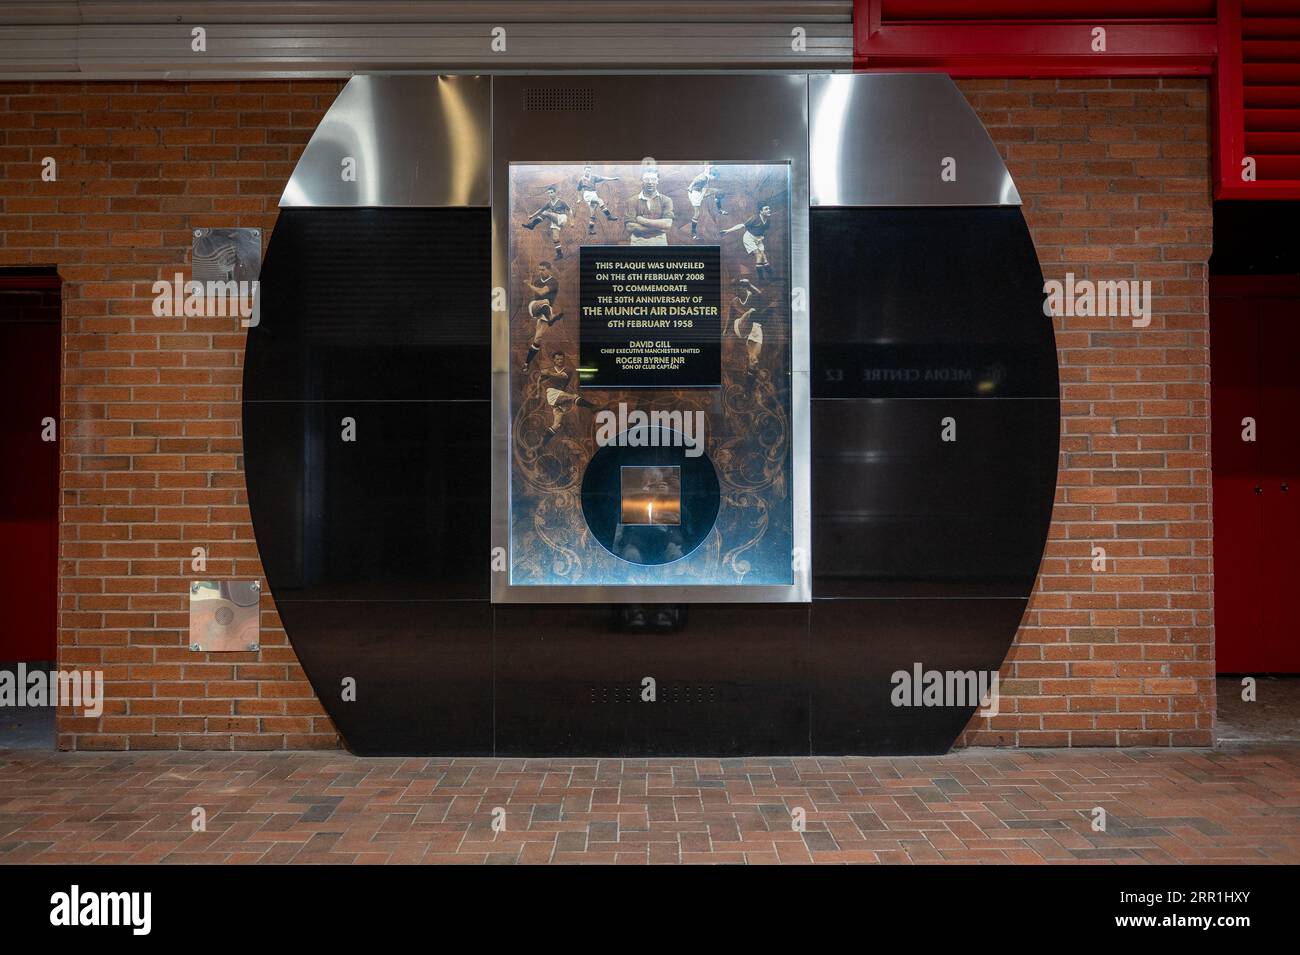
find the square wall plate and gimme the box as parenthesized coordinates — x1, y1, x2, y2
(189, 580, 261, 652)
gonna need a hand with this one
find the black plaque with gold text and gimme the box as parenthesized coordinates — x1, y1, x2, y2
(578, 245, 721, 388)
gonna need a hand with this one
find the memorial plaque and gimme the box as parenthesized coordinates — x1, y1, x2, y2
(505, 159, 794, 592)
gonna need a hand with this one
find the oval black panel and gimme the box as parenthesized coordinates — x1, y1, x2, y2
(243, 203, 1058, 757)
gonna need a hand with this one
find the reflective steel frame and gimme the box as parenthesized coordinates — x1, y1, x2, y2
(490, 73, 812, 604)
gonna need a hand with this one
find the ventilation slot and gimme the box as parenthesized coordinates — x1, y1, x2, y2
(588, 683, 718, 704)
(524, 87, 595, 112)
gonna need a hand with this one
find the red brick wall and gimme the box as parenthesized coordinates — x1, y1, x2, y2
(0, 77, 1212, 750)
(0, 80, 345, 750)
(959, 78, 1214, 746)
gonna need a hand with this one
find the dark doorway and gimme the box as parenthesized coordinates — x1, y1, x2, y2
(0, 267, 61, 749)
(1209, 202, 1300, 677)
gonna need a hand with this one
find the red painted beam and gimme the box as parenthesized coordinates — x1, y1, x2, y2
(880, 1, 1217, 16)
(854, 1, 1218, 76)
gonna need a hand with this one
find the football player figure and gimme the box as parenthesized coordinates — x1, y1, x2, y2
(720, 202, 774, 280)
(685, 163, 725, 239)
(730, 276, 765, 378)
(576, 165, 620, 235)
(539, 350, 597, 442)
(521, 185, 572, 260)
(522, 261, 563, 370)
(624, 169, 675, 246)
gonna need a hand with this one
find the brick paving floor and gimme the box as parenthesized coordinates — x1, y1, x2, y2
(1, 745, 1297, 864)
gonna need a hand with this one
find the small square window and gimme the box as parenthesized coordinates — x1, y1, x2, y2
(620, 466, 681, 525)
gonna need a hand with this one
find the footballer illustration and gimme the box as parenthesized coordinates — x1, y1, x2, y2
(720, 201, 775, 280)
(576, 164, 621, 235)
(538, 350, 598, 442)
(730, 275, 766, 378)
(624, 169, 675, 246)
(522, 184, 573, 260)
(522, 260, 563, 370)
(685, 162, 726, 239)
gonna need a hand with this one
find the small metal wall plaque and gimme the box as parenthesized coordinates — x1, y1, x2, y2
(191, 227, 262, 284)
(189, 580, 261, 652)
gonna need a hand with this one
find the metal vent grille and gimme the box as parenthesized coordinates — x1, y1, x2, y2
(524, 87, 595, 112)
(588, 684, 718, 704)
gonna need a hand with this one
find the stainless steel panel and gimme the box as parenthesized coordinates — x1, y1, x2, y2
(0, 2, 852, 78)
(809, 72, 1021, 208)
(0, 23, 77, 74)
(77, 0, 847, 18)
(280, 74, 490, 208)
(490, 73, 811, 604)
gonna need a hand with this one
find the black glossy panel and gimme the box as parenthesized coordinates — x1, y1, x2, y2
(243, 400, 490, 600)
(1211, 200, 1300, 275)
(274, 600, 492, 756)
(810, 207, 1057, 399)
(244, 207, 490, 401)
(494, 603, 809, 756)
(812, 398, 1058, 599)
(810, 598, 1027, 755)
